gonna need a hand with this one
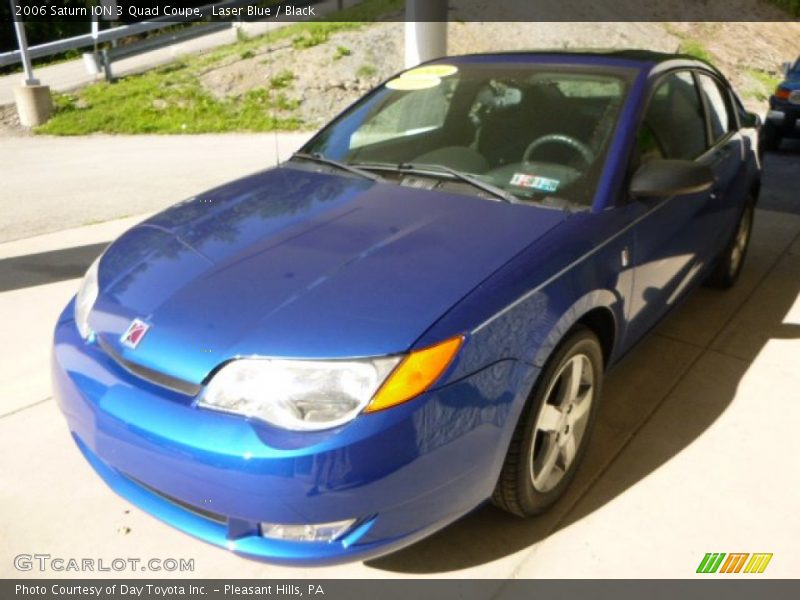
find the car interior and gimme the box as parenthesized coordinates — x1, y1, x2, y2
(337, 71, 627, 208)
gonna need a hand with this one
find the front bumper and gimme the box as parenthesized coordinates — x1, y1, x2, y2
(52, 300, 524, 565)
(766, 98, 800, 137)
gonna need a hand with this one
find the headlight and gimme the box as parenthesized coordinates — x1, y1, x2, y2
(74, 257, 100, 339)
(199, 336, 464, 431)
(199, 357, 401, 431)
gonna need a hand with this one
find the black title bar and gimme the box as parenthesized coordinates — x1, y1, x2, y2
(2, 0, 800, 23)
(5, 579, 800, 600)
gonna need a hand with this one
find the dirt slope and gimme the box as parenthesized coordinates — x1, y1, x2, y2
(199, 21, 800, 128)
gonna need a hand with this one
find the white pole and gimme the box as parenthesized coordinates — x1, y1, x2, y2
(9, 0, 39, 85)
(404, 0, 448, 68)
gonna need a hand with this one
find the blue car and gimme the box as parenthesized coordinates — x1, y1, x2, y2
(53, 50, 760, 565)
(763, 56, 800, 151)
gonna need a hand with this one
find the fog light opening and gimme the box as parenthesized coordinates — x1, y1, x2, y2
(259, 518, 357, 543)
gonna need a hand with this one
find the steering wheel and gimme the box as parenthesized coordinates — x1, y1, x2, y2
(523, 134, 594, 168)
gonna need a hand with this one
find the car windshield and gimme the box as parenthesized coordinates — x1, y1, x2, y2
(300, 62, 633, 209)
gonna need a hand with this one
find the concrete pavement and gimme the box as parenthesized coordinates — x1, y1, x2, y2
(0, 132, 312, 243)
(0, 147, 798, 578)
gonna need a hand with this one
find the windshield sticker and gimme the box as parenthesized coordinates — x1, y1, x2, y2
(510, 173, 560, 192)
(404, 64, 459, 78)
(386, 73, 442, 91)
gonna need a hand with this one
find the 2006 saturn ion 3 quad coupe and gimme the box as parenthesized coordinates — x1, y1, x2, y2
(54, 51, 761, 565)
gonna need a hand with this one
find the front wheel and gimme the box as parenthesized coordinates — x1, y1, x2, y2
(492, 327, 603, 517)
(707, 201, 755, 289)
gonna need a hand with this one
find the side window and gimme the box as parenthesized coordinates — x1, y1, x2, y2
(638, 71, 708, 162)
(697, 73, 732, 143)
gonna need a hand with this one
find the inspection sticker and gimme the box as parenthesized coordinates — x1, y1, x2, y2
(510, 173, 560, 192)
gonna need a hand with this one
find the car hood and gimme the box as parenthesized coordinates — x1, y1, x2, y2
(90, 165, 568, 385)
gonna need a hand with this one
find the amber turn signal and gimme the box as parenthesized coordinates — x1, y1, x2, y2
(774, 87, 791, 100)
(365, 336, 464, 413)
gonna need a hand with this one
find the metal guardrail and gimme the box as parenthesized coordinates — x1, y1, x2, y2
(98, 20, 233, 81)
(0, 0, 321, 69)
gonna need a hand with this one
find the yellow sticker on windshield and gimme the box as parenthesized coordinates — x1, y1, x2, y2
(404, 64, 459, 78)
(386, 73, 442, 91)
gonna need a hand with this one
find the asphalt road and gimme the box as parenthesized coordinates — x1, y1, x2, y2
(0, 139, 798, 578)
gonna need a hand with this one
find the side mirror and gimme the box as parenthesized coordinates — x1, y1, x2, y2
(741, 111, 762, 129)
(629, 159, 715, 199)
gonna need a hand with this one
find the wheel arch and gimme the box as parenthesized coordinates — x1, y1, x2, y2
(575, 306, 617, 370)
(530, 290, 621, 372)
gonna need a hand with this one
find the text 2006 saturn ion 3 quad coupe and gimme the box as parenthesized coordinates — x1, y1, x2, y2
(53, 51, 761, 565)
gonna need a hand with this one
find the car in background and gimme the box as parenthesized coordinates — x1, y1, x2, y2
(53, 50, 761, 565)
(763, 57, 800, 151)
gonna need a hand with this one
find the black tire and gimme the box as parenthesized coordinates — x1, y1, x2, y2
(492, 326, 603, 517)
(761, 123, 781, 152)
(706, 200, 755, 289)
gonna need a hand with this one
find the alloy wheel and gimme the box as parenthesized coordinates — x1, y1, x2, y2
(729, 206, 753, 278)
(529, 354, 595, 493)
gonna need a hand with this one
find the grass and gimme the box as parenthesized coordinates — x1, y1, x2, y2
(678, 39, 713, 63)
(269, 70, 295, 89)
(745, 68, 782, 101)
(333, 45, 352, 60)
(357, 63, 377, 78)
(35, 0, 403, 136)
(37, 65, 301, 135)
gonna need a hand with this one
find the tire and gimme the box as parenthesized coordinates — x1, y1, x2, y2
(706, 200, 755, 289)
(761, 123, 781, 152)
(492, 326, 603, 517)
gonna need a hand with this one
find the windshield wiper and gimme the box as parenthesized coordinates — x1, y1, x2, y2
(354, 161, 517, 204)
(291, 152, 384, 182)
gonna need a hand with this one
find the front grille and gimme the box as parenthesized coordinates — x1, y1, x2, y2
(127, 475, 227, 525)
(97, 335, 202, 397)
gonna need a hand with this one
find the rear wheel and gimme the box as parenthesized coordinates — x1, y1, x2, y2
(707, 200, 755, 289)
(492, 327, 603, 517)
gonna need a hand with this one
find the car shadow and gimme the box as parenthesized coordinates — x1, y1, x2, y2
(760, 139, 800, 215)
(367, 148, 800, 574)
(0, 242, 108, 293)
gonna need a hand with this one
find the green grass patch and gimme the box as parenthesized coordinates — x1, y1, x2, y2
(33, 0, 403, 135)
(678, 39, 713, 63)
(198, 0, 402, 65)
(744, 68, 782, 101)
(357, 63, 377, 78)
(37, 65, 301, 135)
(333, 46, 352, 60)
(269, 69, 295, 89)
(747, 68, 781, 91)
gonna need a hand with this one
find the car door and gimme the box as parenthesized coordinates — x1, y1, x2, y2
(695, 71, 748, 251)
(622, 70, 715, 344)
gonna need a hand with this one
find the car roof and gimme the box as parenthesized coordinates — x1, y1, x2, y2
(443, 49, 723, 78)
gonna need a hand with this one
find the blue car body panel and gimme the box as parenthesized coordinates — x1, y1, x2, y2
(52, 52, 760, 564)
(90, 166, 568, 385)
